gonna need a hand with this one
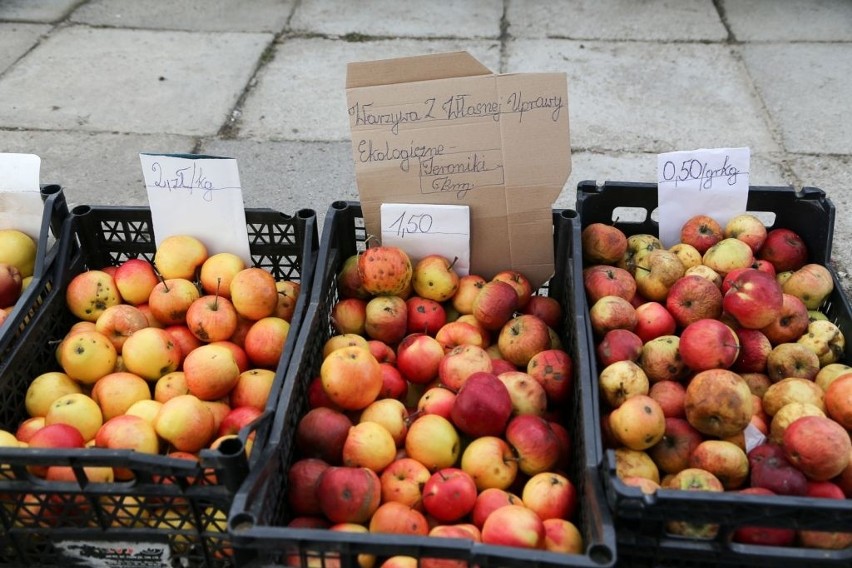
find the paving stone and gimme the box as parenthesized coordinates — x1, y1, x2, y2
(0, 23, 50, 74)
(0, 25, 271, 136)
(70, 0, 295, 33)
(723, 0, 852, 41)
(0, 0, 81, 22)
(238, 37, 500, 142)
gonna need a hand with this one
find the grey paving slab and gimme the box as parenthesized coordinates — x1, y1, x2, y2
(70, 0, 295, 33)
(199, 139, 358, 227)
(722, 0, 852, 42)
(507, 0, 727, 41)
(0, 23, 50, 75)
(742, 43, 852, 155)
(0, 129, 196, 207)
(238, 37, 501, 142)
(0, 0, 81, 22)
(289, 0, 502, 39)
(0, 25, 271, 136)
(507, 39, 780, 154)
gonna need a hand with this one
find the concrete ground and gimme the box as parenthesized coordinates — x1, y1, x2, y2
(1, 0, 851, 294)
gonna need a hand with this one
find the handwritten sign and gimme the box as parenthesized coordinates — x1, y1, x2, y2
(0, 153, 43, 239)
(140, 153, 251, 264)
(381, 203, 470, 276)
(346, 52, 571, 288)
(657, 147, 750, 247)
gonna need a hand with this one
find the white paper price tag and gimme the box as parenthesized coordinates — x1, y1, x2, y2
(140, 153, 251, 264)
(0, 153, 43, 239)
(381, 203, 470, 276)
(657, 147, 750, 248)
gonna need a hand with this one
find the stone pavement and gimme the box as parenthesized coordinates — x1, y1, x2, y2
(1, 0, 851, 293)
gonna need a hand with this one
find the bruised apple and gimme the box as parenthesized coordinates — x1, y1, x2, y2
(684, 369, 753, 438)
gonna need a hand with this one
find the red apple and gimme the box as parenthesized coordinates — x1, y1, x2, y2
(583, 264, 637, 304)
(522, 295, 563, 329)
(596, 329, 643, 367)
(526, 348, 573, 404)
(406, 296, 446, 336)
(678, 319, 740, 371)
(680, 214, 723, 254)
(438, 344, 492, 392)
(783, 415, 851, 481)
(380, 457, 431, 510)
(295, 407, 353, 465)
(396, 333, 444, 385)
(505, 414, 561, 476)
(472, 280, 519, 331)
(759, 228, 808, 272)
(760, 293, 810, 345)
(357, 246, 412, 297)
(316, 466, 382, 524)
(421, 468, 478, 523)
(522, 471, 577, 521)
(589, 295, 637, 337)
(633, 301, 677, 342)
(481, 505, 545, 549)
(450, 371, 513, 437)
(648, 417, 703, 474)
(331, 298, 367, 336)
(732, 487, 795, 546)
(497, 314, 550, 367)
(364, 295, 408, 345)
(665, 275, 723, 328)
(723, 268, 784, 329)
(287, 458, 330, 516)
(733, 328, 772, 374)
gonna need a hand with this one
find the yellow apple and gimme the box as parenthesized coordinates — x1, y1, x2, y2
(45, 393, 104, 442)
(57, 330, 117, 385)
(25, 372, 83, 418)
(0, 229, 37, 278)
(153, 235, 208, 280)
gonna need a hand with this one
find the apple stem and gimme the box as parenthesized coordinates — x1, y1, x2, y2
(634, 265, 651, 273)
(364, 234, 380, 249)
(214, 278, 221, 309)
(404, 409, 422, 425)
(448, 256, 459, 270)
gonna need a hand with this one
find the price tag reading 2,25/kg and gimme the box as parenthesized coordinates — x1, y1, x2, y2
(380, 203, 470, 277)
(657, 147, 750, 248)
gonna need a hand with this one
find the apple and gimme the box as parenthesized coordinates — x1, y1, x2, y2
(639, 335, 688, 383)
(678, 319, 739, 371)
(797, 319, 845, 367)
(781, 263, 834, 310)
(405, 296, 446, 336)
(596, 329, 643, 367)
(815, 364, 852, 393)
(243, 316, 290, 368)
(185, 294, 239, 343)
(680, 214, 723, 254)
(497, 314, 550, 367)
(588, 295, 637, 337)
(368, 502, 430, 539)
(330, 297, 367, 336)
(783, 415, 851, 481)
(153, 394, 216, 453)
(492, 270, 534, 309)
(424, 525, 481, 568)
(44, 393, 103, 442)
(609, 394, 665, 451)
(412, 255, 459, 302)
(0, 228, 37, 277)
(583, 264, 637, 304)
(0, 263, 23, 308)
(380, 457, 431, 509)
(95, 413, 160, 456)
(620, 233, 663, 273)
(229, 368, 275, 411)
(685, 369, 753, 438)
(724, 213, 767, 253)
(522, 471, 577, 521)
(668, 243, 703, 270)
(147, 277, 201, 326)
(421, 467, 478, 523)
(438, 344, 492, 392)
(27, 423, 86, 476)
(614, 447, 660, 483)
(65, 269, 122, 322)
(91, 371, 152, 420)
(598, 359, 649, 408)
(759, 228, 808, 272)
(364, 295, 407, 345)
(632, 301, 676, 343)
(481, 505, 545, 549)
(25, 372, 83, 418)
(230, 267, 279, 321)
(582, 222, 628, 264)
(748, 443, 808, 496)
(182, 343, 240, 400)
(825, 374, 852, 429)
(450, 371, 512, 437)
(125, 399, 163, 425)
(662, 275, 722, 329)
(434, 320, 487, 351)
(648, 380, 686, 419)
(368, 339, 396, 364)
(94, 304, 149, 353)
(648, 417, 703, 475)
(460, 435, 518, 491)
(287, 458, 329, 516)
(689, 439, 749, 489)
(663, 468, 724, 538)
(471, 488, 522, 529)
(722, 268, 783, 330)
(498, 370, 548, 417)
(395, 333, 444, 385)
(317, 466, 382, 524)
(196, 252, 245, 299)
(452, 274, 486, 315)
(57, 330, 117, 385)
(153, 234, 207, 280)
(218, 406, 263, 438)
(320, 345, 382, 411)
(505, 414, 561, 475)
(526, 348, 572, 404)
(522, 295, 563, 330)
(542, 518, 584, 554)
(404, 414, 460, 471)
(472, 280, 519, 331)
(732, 329, 772, 374)
(762, 377, 825, 417)
(296, 406, 352, 465)
(378, 362, 408, 401)
(684, 264, 722, 287)
(153, 371, 188, 403)
(112, 258, 159, 306)
(323, 333, 369, 357)
(760, 293, 810, 345)
(16, 416, 46, 443)
(633, 249, 685, 302)
(765, 343, 820, 384)
(732, 487, 796, 546)
(357, 246, 412, 297)
(417, 386, 456, 420)
(337, 254, 369, 299)
(342, 421, 396, 472)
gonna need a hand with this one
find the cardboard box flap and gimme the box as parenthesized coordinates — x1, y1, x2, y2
(346, 52, 570, 288)
(346, 51, 492, 89)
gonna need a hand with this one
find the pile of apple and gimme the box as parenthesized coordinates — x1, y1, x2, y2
(0, 228, 39, 325)
(284, 244, 583, 563)
(0, 234, 301, 487)
(582, 213, 852, 549)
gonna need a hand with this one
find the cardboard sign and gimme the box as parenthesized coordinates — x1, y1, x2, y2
(140, 153, 251, 264)
(346, 51, 571, 288)
(0, 153, 43, 240)
(657, 147, 750, 247)
(381, 203, 471, 276)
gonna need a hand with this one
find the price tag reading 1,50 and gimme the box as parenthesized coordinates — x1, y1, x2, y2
(656, 147, 751, 248)
(380, 203, 471, 277)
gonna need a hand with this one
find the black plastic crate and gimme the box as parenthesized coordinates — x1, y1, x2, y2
(227, 201, 617, 568)
(0, 204, 318, 567)
(576, 180, 852, 567)
(0, 184, 68, 376)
